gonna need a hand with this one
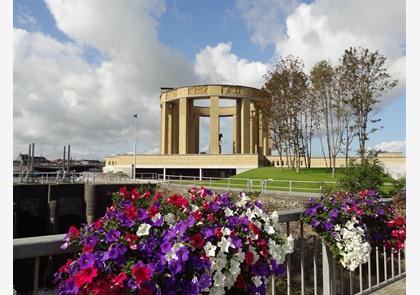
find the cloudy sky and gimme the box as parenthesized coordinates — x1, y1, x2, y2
(13, 0, 406, 160)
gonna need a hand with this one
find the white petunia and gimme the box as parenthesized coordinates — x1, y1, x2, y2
(151, 212, 161, 223)
(217, 237, 232, 253)
(164, 213, 175, 225)
(224, 207, 234, 217)
(222, 227, 231, 236)
(252, 276, 263, 287)
(213, 271, 226, 287)
(136, 223, 151, 237)
(264, 223, 275, 234)
(204, 241, 217, 257)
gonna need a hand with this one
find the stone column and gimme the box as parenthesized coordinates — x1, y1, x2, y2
(188, 99, 195, 153)
(160, 102, 168, 154)
(259, 111, 263, 154)
(253, 108, 259, 153)
(262, 113, 269, 155)
(250, 104, 258, 154)
(210, 96, 220, 154)
(172, 103, 179, 154)
(178, 98, 188, 154)
(193, 111, 200, 153)
(234, 99, 241, 153)
(232, 114, 237, 154)
(241, 98, 250, 153)
(167, 103, 173, 154)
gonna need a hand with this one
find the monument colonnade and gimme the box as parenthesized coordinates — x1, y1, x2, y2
(160, 84, 271, 156)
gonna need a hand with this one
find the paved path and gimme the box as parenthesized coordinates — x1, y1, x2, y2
(371, 278, 406, 295)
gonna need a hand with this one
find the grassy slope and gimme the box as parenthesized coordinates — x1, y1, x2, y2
(174, 167, 394, 194)
(233, 167, 345, 182)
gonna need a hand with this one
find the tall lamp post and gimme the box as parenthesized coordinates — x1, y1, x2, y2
(133, 113, 138, 179)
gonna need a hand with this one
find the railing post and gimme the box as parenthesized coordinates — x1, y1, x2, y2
(33, 256, 40, 295)
(322, 242, 336, 295)
(84, 184, 96, 225)
(13, 202, 17, 238)
(48, 200, 57, 234)
(289, 180, 292, 195)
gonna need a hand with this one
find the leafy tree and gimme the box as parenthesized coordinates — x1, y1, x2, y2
(310, 60, 348, 178)
(340, 47, 398, 159)
(261, 55, 310, 173)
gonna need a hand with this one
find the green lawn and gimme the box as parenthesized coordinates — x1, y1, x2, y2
(166, 167, 395, 194)
(233, 167, 346, 182)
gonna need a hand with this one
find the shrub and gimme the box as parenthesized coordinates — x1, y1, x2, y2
(336, 156, 386, 193)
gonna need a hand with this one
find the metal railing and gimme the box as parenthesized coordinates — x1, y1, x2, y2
(158, 174, 335, 195)
(13, 204, 405, 295)
(157, 174, 395, 196)
(13, 171, 159, 185)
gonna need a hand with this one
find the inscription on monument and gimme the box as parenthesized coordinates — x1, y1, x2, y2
(188, 86, 208, 95)
(166, 90, 177, 99)
(222, 86, 242, 95)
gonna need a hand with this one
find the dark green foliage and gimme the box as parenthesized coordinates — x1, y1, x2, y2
(336, 156, 386, 193)
(388, 176, 406, 197)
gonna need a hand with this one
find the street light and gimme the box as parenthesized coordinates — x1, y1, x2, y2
(133, 113, 138, 179)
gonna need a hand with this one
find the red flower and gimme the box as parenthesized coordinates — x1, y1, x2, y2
(192, 211, 202, 221)
(111, 272, 127, 288)
(59, 258, 73, 273)
(93, 219, 104, 230)
(119, 186, 129, 198)
(68, 226, 79, 238)
(142, 191, 151, 199)
(74, 266, 98, 287)
(208, 213, 216, 223)
(258, 239, 267, 248)
(190, 233, 205, 249)
(249, 223, 259, 235)
(83, 244, 94, 253)
(168, 194, 188, 208)
(359, 190, 367, 198)
(124, 205, 138, 220)
(245, 251, 254, 265)
(132, 264, 152, 286)
(202, 201, 210, 211)
(214, 227, 223, 239)
(140, 288, 153, 295)
(91, 279, 111, 295)
(235, 273, 246, 289)
(131, 188, 140, 200)
(153, 192, 163, 202)
(147, 205, 160, 218)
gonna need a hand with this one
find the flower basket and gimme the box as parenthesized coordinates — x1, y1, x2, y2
(302, 190, 406, 271)
(55, 187, 294, 294)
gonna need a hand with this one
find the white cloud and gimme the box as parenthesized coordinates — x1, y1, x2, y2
(236, 0, 406, 106)
(14, 1, 198, 159)
(235, 0, 299, 49)
(194, 42, 269, 88)
(373, 141, 406, 153)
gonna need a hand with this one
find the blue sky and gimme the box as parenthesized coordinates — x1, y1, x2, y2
(13, 0, 406, 159)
